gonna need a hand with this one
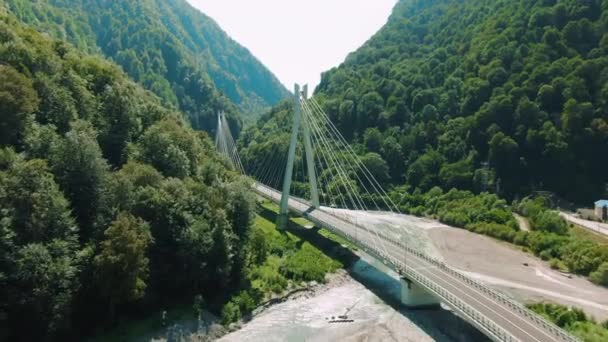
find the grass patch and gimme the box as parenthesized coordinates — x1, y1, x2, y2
(291, 216, 313, 227)
(318, 228, 358, 250)
(260, 200, 280, 213)
(220, 200, 343, 325)
(251, 202, 342, 286)
(570, 224, 608, 245)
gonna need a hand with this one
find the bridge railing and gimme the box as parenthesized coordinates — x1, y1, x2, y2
(387, 233, 578, 342)
(253, 184, 578, 341)
(306, 213, 517, 341)
(311, 207, 578, 342)
(362, 223, 578, 342)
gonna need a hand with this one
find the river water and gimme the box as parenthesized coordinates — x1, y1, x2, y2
(219, 254, 488, 342)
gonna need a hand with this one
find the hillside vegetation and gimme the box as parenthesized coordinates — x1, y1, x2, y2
(314, 0, 608, 202)
(0, 11, 262, 340)
(239, 0, 608, 289)
(2, 0, 288, 129)
(393, 188, 608, 287)
(528, 303, 608, 341)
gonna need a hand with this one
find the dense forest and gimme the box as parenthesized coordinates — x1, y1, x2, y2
(239, 0, 608, 291)
(2, 0, 608, 340)
(309, 0, 608, 203)
(1, 0, 289, 130)
(0, 10, 264, 340)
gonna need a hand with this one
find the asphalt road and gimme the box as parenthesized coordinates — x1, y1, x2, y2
(255, 183, 577, 342)
(560, 212, 608, 237)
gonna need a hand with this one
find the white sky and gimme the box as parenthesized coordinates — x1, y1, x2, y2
(187, 0, 397, 91)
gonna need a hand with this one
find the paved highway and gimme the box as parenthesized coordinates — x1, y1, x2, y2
(560, 212, 608, 237)
(254, 183, 578, 342)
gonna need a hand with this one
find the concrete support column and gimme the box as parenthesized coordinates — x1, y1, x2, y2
(301, 85, 320, 209)
(277, 84, 303, 230)
(400, 277, 440, 309)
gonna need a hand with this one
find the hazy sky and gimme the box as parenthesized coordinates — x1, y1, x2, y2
(187, 0, 397, 91)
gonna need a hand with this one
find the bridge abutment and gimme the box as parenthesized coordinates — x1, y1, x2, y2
(400, 277, 440, 309)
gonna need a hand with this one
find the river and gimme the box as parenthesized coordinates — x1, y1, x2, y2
(218, 253, 488, 342)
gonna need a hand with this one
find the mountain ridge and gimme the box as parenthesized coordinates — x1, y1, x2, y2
(313, 0, 608, 202)
(1, 0, 289, 129)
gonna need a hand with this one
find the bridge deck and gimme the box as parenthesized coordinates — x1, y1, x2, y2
(254, 183, 578, 342)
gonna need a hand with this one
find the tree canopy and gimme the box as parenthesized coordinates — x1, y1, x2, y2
(0, 11, 257, 340)
(311, 0, 608, 203)
(2, 0, 289, 128)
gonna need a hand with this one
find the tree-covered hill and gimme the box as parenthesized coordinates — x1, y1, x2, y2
(1, 0, 289, 130)
(313, 0, 608, 202)
(0, 9, 260, 340)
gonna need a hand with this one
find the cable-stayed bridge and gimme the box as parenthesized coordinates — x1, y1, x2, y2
(215, 85, 578, 342)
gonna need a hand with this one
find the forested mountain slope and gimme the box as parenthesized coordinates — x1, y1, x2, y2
(0, 9, 258, 340)
(2, 0, 288, 129)
(313, 0, 608, 202)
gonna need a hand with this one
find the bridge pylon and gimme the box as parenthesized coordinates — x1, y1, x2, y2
(276, 84, 320, 230)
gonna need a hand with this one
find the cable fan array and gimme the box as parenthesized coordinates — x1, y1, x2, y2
(300, 96, 400, 212)
(215, 112, 245, 174)
(216, 93, 408, 257)
(237, 114, 307, 195)
(214, 98, 579, 342)
(216, 96, 401, 217)
(300, 96, 404, 255)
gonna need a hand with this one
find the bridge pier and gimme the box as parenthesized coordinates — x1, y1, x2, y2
(276, 213, 290, 231)
(400, 277, 440, 309)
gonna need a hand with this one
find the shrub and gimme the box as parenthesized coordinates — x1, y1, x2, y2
(549, 258, 560, 270)
(533, 211, 568, 235)
(439, 211, 470, 227)
(528, 303, 608, 341)
(232, 290, 261, 314)
(467, 223, 517, 242)
(516, 197, 549, 218)
(539, 250, 552, 261)
(221, 301, 241, 325)
(590, 262, 608, 286)
(281, 243, 341, 282)
(560, 240, 607, 276)
(410, 206, 426, 216)
(513, 231, 528, 246)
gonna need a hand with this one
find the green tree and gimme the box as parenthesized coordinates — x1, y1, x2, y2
(136, 118, 205, 178)
(33, 75, 77, 133)
(247, 227, 268, 266)
(51, 120, 109, 239)
(361, 152, 390, 184)
(440, 157, 474, 190)
(93, 213, 152, 318)
(407, 150, 444, 191)
(0, 65, 39, 146)
(561, 99, 594, 136)
(97, 84, 142, 166)
(0, 157, 79, 339)
(381, 136, 405, 181)
(363, 127, 383, 153)
(489, 132, 520, 195)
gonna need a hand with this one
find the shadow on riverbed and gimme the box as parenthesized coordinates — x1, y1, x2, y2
(348, 258, 490, 342)
(266, 206, 490, 342)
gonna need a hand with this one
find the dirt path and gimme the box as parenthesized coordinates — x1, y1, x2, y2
(513, 214, 531, 231)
